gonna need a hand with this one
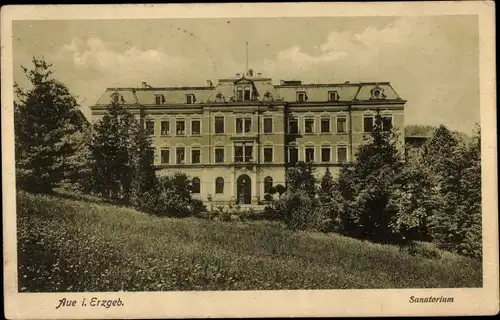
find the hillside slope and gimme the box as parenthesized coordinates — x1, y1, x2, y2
(17, 191, 482, 292)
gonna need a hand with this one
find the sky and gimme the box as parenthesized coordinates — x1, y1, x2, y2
(12, 15, 479, 134)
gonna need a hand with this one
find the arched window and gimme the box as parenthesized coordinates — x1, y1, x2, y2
(264, 176, 273, 194)
(192, 177, 200, 194)
(215, 177, 224, 194)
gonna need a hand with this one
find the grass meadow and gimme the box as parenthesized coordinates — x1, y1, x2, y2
(17, 191, 482, 292)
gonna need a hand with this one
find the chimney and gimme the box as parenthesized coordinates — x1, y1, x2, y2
(207, 80, 213, 87)
(257, 72, 262, 77)
(236, 73, 241, 78)
(247, 69, 254, 77)
(280, 80, 285, 85)
(141, 81, 148, 88)
(345, 81, 350, 84)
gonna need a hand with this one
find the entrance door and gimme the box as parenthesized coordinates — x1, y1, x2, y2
(236, 174, 251, 204)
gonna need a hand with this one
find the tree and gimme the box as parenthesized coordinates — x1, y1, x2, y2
(319, 167, 335, 204)
(88, 101, 142, 201)
(285, 161, 317, 198)
(14, 57, 84, 193)
(129, 124, 158, 208)
(335, 114, 405, 243)
(427, 125, 482, 258)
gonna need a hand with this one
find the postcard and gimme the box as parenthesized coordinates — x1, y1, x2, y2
(2, 2, 498, 318)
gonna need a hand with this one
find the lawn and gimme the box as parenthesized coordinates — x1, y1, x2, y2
(17, 191, 482, 292)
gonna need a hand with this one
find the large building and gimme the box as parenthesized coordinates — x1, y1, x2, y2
(90, 70, 406, 205)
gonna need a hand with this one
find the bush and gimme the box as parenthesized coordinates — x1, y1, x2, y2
(275, 190, 323, 231)
(401, 242, 441, 260)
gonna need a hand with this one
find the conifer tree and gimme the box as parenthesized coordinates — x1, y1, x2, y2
(335, 114, 405, 243)
(285, 161, 317, 199)
(319, 167, 335, 204)
(14, 57, 83, 193)
(427, 125, 482, 258)
(89, 101, 141, 200)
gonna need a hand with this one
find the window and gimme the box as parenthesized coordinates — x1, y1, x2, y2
(289, 119, 299, 134)
(237, 87, 243, 102)
(155, 94, 165, 105)
(235, 143, 253, 162)
(305, 147, 315, 163)
(160, 120, 170, 135)
(215, 148, 224, 163)
(215, 116, 224, 134)
(244, 118, 251, 133)
(321, 118, 330, 133)
(236, 118, 252, 133)
(186, 94, 195, 104)
(263, 118, 273, 133)
(264, 176, 273, 194)
(192, 177, 200, 194)
(297, 91, 306, 102)
(191, 149, 201, 164)
(263, 147, 273, 162)
(337, 117, 347, 133)
(321, 147, 331, 162)
(191, 120, 201, 135)
(145, 120, 155, 135)
(382, 116, 393, 131)
(236, 86, 251, 101)
(160, 148, 170, 164)
(363, 116, 374, 133)
(289, 147, 298, 164)
(176, 120, 185, 135)
(215, 177, 224, 194)
(176, 147, 185, 164)
(234, 146, 243, 162)
(328, 91, 339, 101)
(244, 86, 251, 101)
(244, 145, 253, 162)
(305, 119, 314, 134)
(337, 146, 347, 163)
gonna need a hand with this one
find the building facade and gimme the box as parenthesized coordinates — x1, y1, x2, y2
(90, 70, 406, 205)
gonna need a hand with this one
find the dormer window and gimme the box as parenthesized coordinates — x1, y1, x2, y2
(155, 94, 165, 105)
(236, 86, 252, 101)
(297, 91, 306, 103)
(263, 91, 273, 101)
(215, 92, 225, 103)
(111, 92, 123, 104)
(370, 86, 386, 100)
(328, 91, 339, 101)
(186, 94, 195, 104)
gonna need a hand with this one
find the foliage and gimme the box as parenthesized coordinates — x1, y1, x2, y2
(274, 184, 286, 196)
(275, 190, 324, 231)
(17, 191, 482, 292)
(137, 173, 206, 218)
(389, 160, 440, 242)
(87, 101, 158, 207)
(285, 161, 317, 198)
(319, 167, 335, 204)
(425, 126, 482, 259)
(14, 57, 86, 193)
(404, 124, 437, 137)
(334, 114, 406, 244)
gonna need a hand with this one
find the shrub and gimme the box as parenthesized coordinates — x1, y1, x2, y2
(275, 184, 286, 196)
(402, 242, 441, 260)
(275, 190, 323, 231)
